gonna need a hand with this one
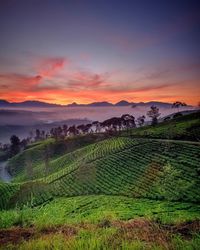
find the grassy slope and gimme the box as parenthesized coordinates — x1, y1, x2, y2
(1, 196, 200, 249)
(1, 195, 200, 229)
(0, 112, 199, 209)
(8, 133, 107, 180)
(0, 112, 200, 249)
(1, 137, 199, 209)
(125, 110, 200, 140)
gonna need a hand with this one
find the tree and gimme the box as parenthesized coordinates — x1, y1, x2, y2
(35, 129, 41, 141)
(92, 121, 101, 133)
(121, 114, 136, 129)
(137, 115, 145, 127)
(85, 124, 92, 133)
(68, 125, 78, 136)
(63, 124, 68, 137)
(41, 130, 45, 139)
(10, 135, 20, 156)
(77, 124, 89, 134)
(147, 106, 160, 125)
(172, 101, 187, 112)
(20, 138, 28, 149)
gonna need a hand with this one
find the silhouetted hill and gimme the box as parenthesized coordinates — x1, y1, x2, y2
(115, 100, 133, 106)
(135, 101, 172, 108)
(0, 100, 12, 106)
(15, 101, 61, 107)
(88, 101, 113, 107)
(0, 100, 60, 107)
(0, 99, 192, 108)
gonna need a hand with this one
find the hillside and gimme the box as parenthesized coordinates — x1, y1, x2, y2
(0, 112, 200, 249)
(1, 137, 199, 210)
(7, 133, 107, 180)
(125, 110, 200, 141)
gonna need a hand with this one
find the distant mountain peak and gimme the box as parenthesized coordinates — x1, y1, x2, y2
(0, 99, 186, 109)
(0, 100, 60, 107)
(88, 101, 113, 107)
(115, 100, 132, 106)
(0, 99, 10, 104)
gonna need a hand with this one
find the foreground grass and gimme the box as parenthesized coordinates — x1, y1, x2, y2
(14, 232, 200, 250)
(1, 195, 200, 229)
(1, 219, 200, 250)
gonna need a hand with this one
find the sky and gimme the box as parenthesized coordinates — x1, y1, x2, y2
(0, 0, 199, 105)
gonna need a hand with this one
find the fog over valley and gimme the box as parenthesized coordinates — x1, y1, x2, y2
(0, 105, 196, 143)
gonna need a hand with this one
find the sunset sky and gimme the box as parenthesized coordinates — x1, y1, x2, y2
(0, 0, 199, 105)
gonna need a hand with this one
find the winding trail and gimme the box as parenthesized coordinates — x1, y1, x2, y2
(0, 161, 11, 182)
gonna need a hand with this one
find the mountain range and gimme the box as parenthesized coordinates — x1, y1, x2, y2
(0, 99, 179, 108)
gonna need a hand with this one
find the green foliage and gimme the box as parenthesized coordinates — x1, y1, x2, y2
(0, 112, 200, 249)
(152, 163, 195, 201)
(1, 136, 200, 209)
(124, 111, 200, 140)
(1, 195, 200, 229)
(0, 182, 20, 209)
(8, 134, 106, 181)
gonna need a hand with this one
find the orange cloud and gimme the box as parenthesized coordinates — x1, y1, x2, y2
(0, 73, 42, 91)
(1, 78, 199, 106)
(0, 55, 199, 105)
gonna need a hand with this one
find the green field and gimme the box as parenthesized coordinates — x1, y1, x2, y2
(0, 112, 200, 249)
(123, 110, 200, 141)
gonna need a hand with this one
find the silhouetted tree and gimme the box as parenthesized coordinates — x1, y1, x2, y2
(20, 138, 28, 149)
(68, 125, 78, 136)
(10, 135, 20, 156)
(85, 124, 92, 133)
(63, 124, 68, 137)
(121, 114, 136, 129)
(41, 130, 45, 139)
(92, 121, 101, 133)
(172, 101, 187, 112)
(147, 106, 160, 125)
(137, 115, 145, 127)
(77, 124, 87, 134)
(35, 129, 41, 141)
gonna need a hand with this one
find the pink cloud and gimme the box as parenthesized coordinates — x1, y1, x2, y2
(0, 73, 42, 91)
(67, 71, 110, 89)
(38, 57, 68, 78)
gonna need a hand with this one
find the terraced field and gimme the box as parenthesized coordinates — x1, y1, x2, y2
(0, 113, 200, 249)
(0, 182, 20, 210)
(1, 136, 199, 209)
(125, 110, 200, 141)
(1, 195, 200, 229)
(8, 133, 107, 180)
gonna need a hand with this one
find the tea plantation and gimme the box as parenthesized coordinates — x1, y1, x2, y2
(0, 111, 200, 249)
